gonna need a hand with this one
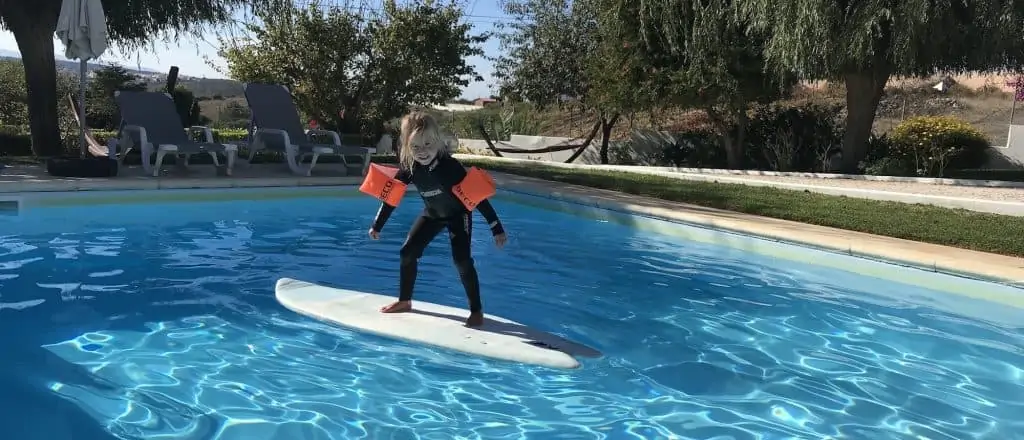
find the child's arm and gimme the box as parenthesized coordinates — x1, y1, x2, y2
(441, 156, 505, 236)
(475, 199, 505, 236)
(370, 168, 412, 232)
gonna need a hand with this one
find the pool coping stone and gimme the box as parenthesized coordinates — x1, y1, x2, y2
(3, 167, 1022, 297)
(487, 172, 1024, 290)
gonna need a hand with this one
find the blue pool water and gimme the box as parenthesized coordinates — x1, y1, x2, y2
(0, 189, 1022, 440)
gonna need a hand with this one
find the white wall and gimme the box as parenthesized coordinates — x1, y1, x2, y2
(993, 125, 1024, 167)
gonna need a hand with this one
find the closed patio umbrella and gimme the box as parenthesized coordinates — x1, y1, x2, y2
(55, 0, 108, 158)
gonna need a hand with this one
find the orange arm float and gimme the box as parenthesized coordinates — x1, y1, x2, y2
(452, 167, 497, 211)
(359, 163, 407, 207)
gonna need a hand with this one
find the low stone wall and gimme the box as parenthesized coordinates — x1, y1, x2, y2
(458, 135, 607, 164)
(995, 125, 1024, 167)
(457, 128, 1024, 170)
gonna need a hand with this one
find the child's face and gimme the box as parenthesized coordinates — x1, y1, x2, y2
(409, 132, 440, 165)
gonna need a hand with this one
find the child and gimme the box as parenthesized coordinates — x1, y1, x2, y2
(368, 111, 507, 327)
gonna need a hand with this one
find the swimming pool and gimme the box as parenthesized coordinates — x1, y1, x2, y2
(1, 187, 1022, 439)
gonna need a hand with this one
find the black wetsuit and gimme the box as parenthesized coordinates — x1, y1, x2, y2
(371, 155, 505, 313)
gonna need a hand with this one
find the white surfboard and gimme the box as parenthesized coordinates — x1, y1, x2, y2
(275, 278, 600, 369)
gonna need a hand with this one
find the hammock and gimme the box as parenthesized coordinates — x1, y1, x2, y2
(476, 121, 601, 163)
(66, 94, 112, 158)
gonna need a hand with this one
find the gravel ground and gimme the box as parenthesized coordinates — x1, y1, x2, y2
(682, 174, 1024, 202)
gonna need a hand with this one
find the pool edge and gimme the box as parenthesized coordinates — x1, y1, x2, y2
(7, 177, 1023, 297)
(489, 173, 1024, 292)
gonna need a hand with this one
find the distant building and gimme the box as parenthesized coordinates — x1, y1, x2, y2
(473, 98, 499, 107)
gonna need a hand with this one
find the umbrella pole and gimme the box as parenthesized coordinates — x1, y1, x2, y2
(79, 59, 87, 158)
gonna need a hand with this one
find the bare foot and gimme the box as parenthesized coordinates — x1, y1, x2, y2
(380, 300, 412, 313)
(465, 312, 484, 327)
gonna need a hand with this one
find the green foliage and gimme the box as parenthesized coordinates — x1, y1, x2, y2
(493, 0, 596, 107)
(736, 1, 1024, 81)
(608, 0, 793, 110)
(86, 65, 147, 130)
(494, 0, 634, 163)
(0, 60, 28, 126)
(863, 156, 914, 177)
(745, 103, 844, 172)
(731, 0, 1024, 171)
(0, 128, 251, 157)
(653, 103, 844, 171)
(210, 100, 252, 130)
(429, 105, 544, 141)
(220, 0, 486, 137)
(656, 130, 725, 168)
(0, 59, 78, 135)
(94, 128, 250, 144)
(1, 0, 290, 156)
(599, 0, 795, 168)
(0, 124, 33, 157)
(886, 115, 990, 177)
(83, 0, 290, 51)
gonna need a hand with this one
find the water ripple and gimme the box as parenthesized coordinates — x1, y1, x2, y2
(0, 195, 1020, 439)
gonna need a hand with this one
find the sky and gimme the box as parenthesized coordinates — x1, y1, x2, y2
(0, 0, 510, 100)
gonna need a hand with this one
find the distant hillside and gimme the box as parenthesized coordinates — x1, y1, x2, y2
(0, 55, 157, 75)
(172, 78, 244, 98)
(0, 52, 244, 98)
(142, 77, 244, 98)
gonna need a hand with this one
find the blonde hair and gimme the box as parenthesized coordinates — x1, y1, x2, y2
(399, 111, 448, 171)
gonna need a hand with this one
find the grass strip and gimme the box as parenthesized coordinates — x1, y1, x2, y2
(463, 159, 1024, 257)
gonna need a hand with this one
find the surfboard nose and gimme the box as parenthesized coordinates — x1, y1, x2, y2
(275, 278, 339, 303)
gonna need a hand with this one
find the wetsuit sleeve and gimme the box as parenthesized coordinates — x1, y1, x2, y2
(370, 167, 412, 232)
(441, 157, 505, 236)
(475, 199, 505, 236)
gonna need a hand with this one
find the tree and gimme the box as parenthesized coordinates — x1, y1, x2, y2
(493, 0, 626, 164)
(599, 0, 794, 168)
(0, 59, 77, 129)
(733, 0, 1024, 172)
(219, 0, 485, 137)
(85, 65, 146, 130)
(0, 0, 287, 156)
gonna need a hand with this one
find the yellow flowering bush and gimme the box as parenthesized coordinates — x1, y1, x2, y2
(888, 116, 990, 177)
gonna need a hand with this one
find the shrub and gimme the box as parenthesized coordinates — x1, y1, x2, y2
(861, 133, 916, 176)
(89, 128, 250, 145)
(863, 156, 915, 176)
(745, 102, 844, 172)
(0, 125, 32, 156)
(658, 129, 726, 168)
(889, 116, 990, 177)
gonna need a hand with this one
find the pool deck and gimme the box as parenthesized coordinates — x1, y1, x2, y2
(0, 162, 365, 191)
(1, 162, 1022, 289)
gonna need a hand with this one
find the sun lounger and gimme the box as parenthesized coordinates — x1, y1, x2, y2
(243, 83, 373, 176)
(114, 91, 238, 177)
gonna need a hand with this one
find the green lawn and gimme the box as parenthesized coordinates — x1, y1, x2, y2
(461, 159, 1024, 258)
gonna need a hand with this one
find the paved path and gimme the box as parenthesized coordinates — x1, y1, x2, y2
(0, 163, 364, 193)
(694, 173, 1024, 202)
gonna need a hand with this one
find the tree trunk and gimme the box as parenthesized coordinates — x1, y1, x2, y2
(5, 2, 63, 157)
(840, 66, 891, 173)
(598, 112, 620, 164)
(706, 107, 746, 169)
